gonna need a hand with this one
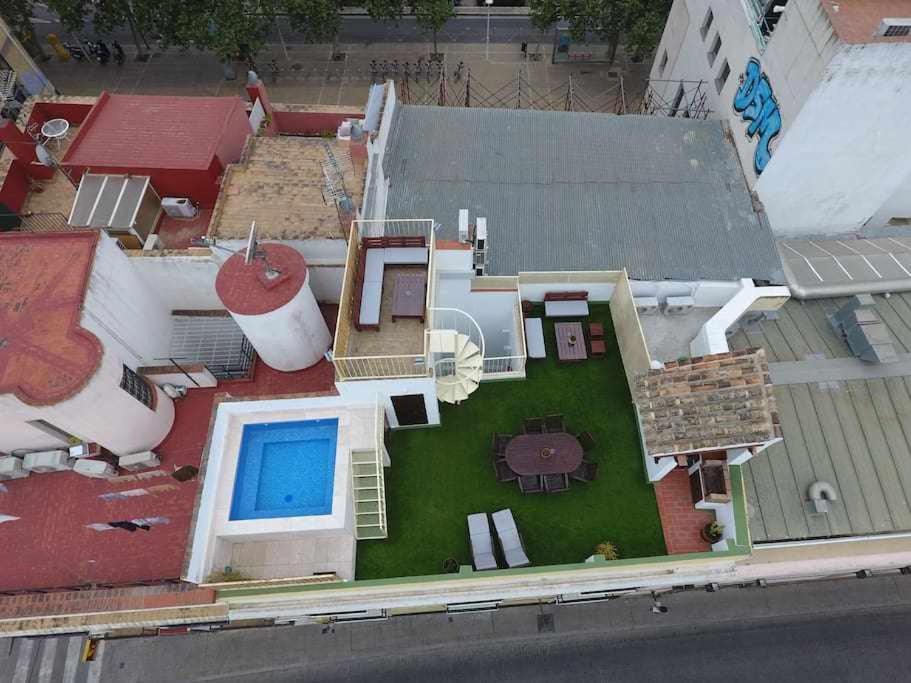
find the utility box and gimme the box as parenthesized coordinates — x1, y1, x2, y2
(118, 451, 161, 472)
(23, 450, 73, 473)
(74, 459, 117, 479)
(0, 456, 29, 480)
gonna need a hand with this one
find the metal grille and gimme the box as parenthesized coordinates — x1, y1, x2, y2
(121, 365, 153, 408)
(168, 315, 254, 380)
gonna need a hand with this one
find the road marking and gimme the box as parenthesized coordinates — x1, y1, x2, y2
(12, 639, 36, 683)
(37, 638, 58, 683)
(85, 640, 106, 683)
(62, 636, 82, 683)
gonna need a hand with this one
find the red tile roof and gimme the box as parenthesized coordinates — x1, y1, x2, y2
(63, 92, 247, 171)
(0, 232, 102, 406)
(215, 243, 308, 315)
(821, 0, 911, 44)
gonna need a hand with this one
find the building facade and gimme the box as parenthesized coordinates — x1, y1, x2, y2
(650, 0, 911, 237)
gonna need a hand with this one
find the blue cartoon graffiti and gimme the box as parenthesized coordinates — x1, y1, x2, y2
(733, 58, 781, 175)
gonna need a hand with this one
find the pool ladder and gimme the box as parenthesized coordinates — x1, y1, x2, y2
(352, 449, 388, 540)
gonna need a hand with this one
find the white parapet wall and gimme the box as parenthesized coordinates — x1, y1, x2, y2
(690, 279, 791, 357)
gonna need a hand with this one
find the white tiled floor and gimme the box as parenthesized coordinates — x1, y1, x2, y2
(229, 534, 356, 581)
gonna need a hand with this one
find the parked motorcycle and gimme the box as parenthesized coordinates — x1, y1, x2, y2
(112, 40, 125, 66)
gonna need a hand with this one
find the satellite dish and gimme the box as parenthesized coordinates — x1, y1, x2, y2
(244, 221, 258, 264)
(35, 144, 54, 167)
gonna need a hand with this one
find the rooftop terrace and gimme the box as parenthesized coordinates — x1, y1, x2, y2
(208, 136, 365, 242)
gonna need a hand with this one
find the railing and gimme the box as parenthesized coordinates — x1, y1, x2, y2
(334, 354, 428, 381)
(354, 218, 435, 240)
(372, 398, 388, 536)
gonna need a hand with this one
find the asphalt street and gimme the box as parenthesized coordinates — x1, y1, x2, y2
(6, 574, 910, 682)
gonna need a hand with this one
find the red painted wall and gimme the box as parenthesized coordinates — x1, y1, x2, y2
(27, 102, 94, 131)
(214, 103, 251, 170)
(0, 160, 30, 214)
(274, 111, 363, 137)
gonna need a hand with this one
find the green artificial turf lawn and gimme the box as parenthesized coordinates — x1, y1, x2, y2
(355, 304, 667, 580)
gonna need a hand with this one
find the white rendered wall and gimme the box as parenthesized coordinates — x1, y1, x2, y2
(519, 281, 616, 302)
(756, 45, 911, 236)
(0, 343, 175, 455)
(867, 170, 911, 229)
(84, 233, 173, 365)
(650, 0, 837, 187)
(229, 273, 331, 371)
(336, 377, 440, 428)
(436, 273, 520, 357)
(129, 251, 223, 310)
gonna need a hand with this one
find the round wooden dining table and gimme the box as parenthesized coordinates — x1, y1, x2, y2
(504, 433, 584, 476)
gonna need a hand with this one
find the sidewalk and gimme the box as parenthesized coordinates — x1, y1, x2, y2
(39, 42, 646, 109)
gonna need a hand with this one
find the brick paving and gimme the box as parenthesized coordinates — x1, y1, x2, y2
(653, 468, 713, 555)
(0, 307, 337, 593)
(0, 584, 215, 619)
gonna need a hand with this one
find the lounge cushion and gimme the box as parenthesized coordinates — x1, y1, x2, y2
(524, 318, 545, 359)
(545, 300, 589, 317)
(492, 508, 530, 568)
(364, 248, 385, 283)
(384, 247, 429, 265)
(359, 281, 382, 326)
(468, 513, 498, 571)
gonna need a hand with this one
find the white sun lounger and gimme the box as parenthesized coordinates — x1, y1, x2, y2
(467, 513, 498, 571)
(492, 508, 531, 568)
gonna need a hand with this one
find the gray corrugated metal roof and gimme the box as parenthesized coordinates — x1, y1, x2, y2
(383, 105, 783, 282)
(729, 295, 911, 542)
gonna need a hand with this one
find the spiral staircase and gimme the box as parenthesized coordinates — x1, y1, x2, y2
(427, 327, 484, 404)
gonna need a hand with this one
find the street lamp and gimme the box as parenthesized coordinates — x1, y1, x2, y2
(485, 0, 494, 62)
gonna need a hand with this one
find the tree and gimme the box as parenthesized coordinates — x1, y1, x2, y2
(1, 0, 49, 60)
(364, 0, 406, 23)
(285, 0, 342, 57)
(528, 0, 560, 57)
(413, 0, 454, 57)
(45, 0, 153, 58)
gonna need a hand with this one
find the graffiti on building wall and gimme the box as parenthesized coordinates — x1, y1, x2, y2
(733, 58, 781, 175)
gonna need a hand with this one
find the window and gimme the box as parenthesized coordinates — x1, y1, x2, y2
(669, 83, 685, 117)
(700, 8, 714, 40)
(880, 20, 911, 37)
(748, 0, 790, 45)
(708, 33, 722, 66)
(120, 365, 154, 408)
(658, 49, 669, 75)
(715, 60, 730, 94)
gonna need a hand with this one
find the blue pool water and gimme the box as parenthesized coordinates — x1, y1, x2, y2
(229, 419, 338, 521)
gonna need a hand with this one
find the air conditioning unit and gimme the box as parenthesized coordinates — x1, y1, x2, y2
(458, 209, 470, 243)
(68, 442, 101, 459)
(22, 450, 73, 473)
(118, 450, 161, 472)
(664, 295, 695, 315)
(0, 456, 29, 480)
(161, 197, 198, 219)
(73, 459, 117, 479)
(634, 297, 660, 316)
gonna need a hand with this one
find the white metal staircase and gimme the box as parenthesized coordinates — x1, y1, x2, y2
(352, 449, 387, 540)
(428, 329, 483, 404)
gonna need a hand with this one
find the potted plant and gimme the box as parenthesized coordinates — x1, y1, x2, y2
(442, 558, 459, 573)
(594, 541, 619, 561)
(568, 334, 578, 346)
(701, 521, 724, 544)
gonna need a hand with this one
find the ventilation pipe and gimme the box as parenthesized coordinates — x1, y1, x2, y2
(808, 481, 837, 513)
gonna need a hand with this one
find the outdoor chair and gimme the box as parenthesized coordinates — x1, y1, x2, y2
(467, 513, 498, 571)
(570, 460, 599, 483)
(523, 417, 545, 434)
(577, 431, 596, 452)
(494, 459, 518, 483)
(518, 474, 544, 494)
(491, 508, 531, 568)
(589, 322, 604, 340)
(590, 339, 606, 358)
(544, 414, 565, 433)
(543, 473, 570, 493)
(492, 433, 512, 459)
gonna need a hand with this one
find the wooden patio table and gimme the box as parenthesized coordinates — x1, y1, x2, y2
(391, 271, 427, 322)
(504, 433, 584, 476)
(554, 322, 587, 361)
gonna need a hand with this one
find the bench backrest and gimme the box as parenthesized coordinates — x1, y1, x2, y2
(544, 290, 588, 302)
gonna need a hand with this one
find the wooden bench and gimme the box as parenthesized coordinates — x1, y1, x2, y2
(353, 236, 429, 331)
(544, 291, 589, 318)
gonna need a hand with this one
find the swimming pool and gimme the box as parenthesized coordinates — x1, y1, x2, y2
(229, 418, 338, 520)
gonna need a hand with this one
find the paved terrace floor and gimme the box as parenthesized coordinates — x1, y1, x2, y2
(0, 307, 338, 593)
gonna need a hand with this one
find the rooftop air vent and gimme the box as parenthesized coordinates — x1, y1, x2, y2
(831, 295, 897, 364)
(878, 19, 911, 37)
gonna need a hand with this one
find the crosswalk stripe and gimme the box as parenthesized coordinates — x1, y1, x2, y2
(37, 638, 58, 682)
(12, 639, 36, 683)
(63, 636, 83, 683)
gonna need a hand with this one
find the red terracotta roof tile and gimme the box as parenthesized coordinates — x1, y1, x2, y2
(0, 232, 102, 406)
(215, 243, 308, 315)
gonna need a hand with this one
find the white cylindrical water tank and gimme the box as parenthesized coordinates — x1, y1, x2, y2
(215, 244, 331, 371)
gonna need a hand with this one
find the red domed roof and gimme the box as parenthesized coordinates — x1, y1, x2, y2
(215, 243, 307, 316)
